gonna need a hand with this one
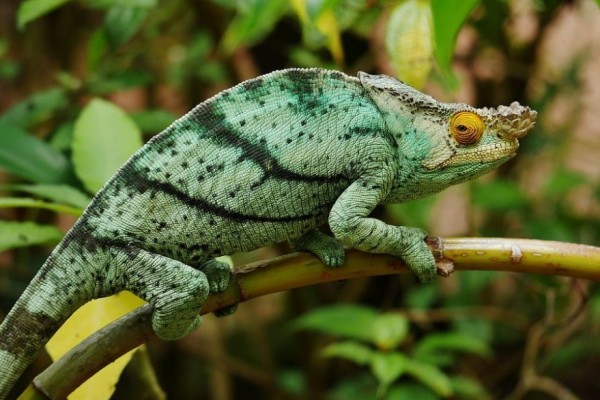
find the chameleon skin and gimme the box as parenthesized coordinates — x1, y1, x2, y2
(0, 69, 536, 396)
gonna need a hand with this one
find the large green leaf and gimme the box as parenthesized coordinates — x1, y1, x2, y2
(414, 332, 492, 361)
(0, 123, 71, 184)
(0, 88, 69, 129)
(0, 197, 82, 216)
(371, 313, 409, 350)
(369, 352, 407, 388)
(0, 220, 63, 252)
(431, 0, 479, 72)
(221, 0, 288, 54)
(17, 0, 71, 29)
(72, 99, 142, 193)
(472, 180, 528, 212)
(292, 304, 378, 342)
(103, 6, 150, 48)
(4, 184, 91, 209)
(322, 341, 374, 365)
(385, 0, 434, 89)
(404, 359, 452, 397)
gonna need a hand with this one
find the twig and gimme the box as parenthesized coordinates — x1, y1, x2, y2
(21, 237, 600, 399)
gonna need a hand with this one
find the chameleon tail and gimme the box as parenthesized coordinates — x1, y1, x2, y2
(0, 236, 96, 399)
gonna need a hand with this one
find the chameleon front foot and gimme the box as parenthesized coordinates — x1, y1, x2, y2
(294, 229, 346, 267)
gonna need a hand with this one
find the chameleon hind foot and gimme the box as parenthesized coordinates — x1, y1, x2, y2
(124, 249, 210, 340)
(200, 258, 237, 317)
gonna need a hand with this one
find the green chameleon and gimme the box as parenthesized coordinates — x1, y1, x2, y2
(0, 68, 536, 396)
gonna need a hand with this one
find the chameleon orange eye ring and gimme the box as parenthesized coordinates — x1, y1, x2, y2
(450, 111, 484, 145)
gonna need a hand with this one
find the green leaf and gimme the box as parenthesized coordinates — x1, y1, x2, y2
(431, 0, 479, 73)
(450, 375, 490, 399)
(49, 123, 75, 151)
(372, 313, 409, 350)
(322, 341, 374, 365)
(472, 180, 527, 212)
(0, 197, 82, 216)
(386, 384, 437, 400)
(4, 184, 91, 209)
(404, 359, 452, 397)
(103, 6, 149, 48)
(0, 123, 71, 184)
(17, 0, 71, 29)
(292, 304, 378, 341)
(370, 352, 407, 387)
(543, 168, 586, 198)
(221, 0, 288, 54)
(0, 221, 63, 252)
(0, 88, 69, 129)
(88, 71, 153, 94)
(386, 195, 436, 231)
(130, 110, 176, 134)
(414, 332, 492, 361)
(72, 99, 143, 193)
(86, 0, 157, 8)
(385, 0, 434, 89)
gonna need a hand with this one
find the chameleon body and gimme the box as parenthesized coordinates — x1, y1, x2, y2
(0, 68, 536, 396)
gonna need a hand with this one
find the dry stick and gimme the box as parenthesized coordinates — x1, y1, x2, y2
(23, 237, 600, 399)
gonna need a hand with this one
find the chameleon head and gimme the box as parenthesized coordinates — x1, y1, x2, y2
(358, 72, 537, 180)
(420, 101, 537, 170)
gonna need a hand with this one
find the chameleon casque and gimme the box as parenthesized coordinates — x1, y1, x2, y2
(0, 68, 536, 396)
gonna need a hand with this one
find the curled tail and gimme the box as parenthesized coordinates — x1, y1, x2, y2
(0, 233, 96, 398)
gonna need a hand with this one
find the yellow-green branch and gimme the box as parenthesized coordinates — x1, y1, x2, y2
(21, 237, 600, 399)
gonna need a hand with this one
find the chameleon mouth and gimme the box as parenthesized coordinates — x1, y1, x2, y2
(422, 140, 518, 170)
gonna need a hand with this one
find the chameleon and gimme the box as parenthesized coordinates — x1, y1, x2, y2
(0, 68, 536, 396)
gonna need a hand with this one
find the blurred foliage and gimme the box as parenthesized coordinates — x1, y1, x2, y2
(1, 0, 600, 399)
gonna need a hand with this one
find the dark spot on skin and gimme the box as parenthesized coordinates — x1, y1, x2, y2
(181, 162, 189, 169)
(301, 120, 307, 126)
(206, 165, 214, 173)
(243, 78, 264, 90)
(171, 150, 178, 156)
(259, 100, 266, 106)
(286, 138, 292, 144)
(240, 120, 246, 127)
(298, 131, 305, 138)
(271, 122, 277, 129)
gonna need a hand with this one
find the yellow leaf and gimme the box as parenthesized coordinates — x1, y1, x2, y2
(46, 291, 146, 400)
(290, 0, 308, 24)
(315, 9, 344, 66)
(385, 0, 434, 89)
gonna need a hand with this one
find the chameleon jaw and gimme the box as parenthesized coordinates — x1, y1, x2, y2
(421, 140, 518, 170)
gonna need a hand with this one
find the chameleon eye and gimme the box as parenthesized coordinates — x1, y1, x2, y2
(450, 111, 484, 145)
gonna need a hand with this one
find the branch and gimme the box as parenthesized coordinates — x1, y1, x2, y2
(23, 237, 600, 399)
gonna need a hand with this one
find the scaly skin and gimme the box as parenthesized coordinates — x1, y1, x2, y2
(0, 69, 536, 397)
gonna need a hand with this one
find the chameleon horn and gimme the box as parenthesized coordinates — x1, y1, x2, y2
(493, 102, 537, 140)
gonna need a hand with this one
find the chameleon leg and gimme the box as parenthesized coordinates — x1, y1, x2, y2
(199, 259, 237, 317)
(122, 249, 210, 340)
(294, 228, 346, 267)
(328, 170, 436, 282)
